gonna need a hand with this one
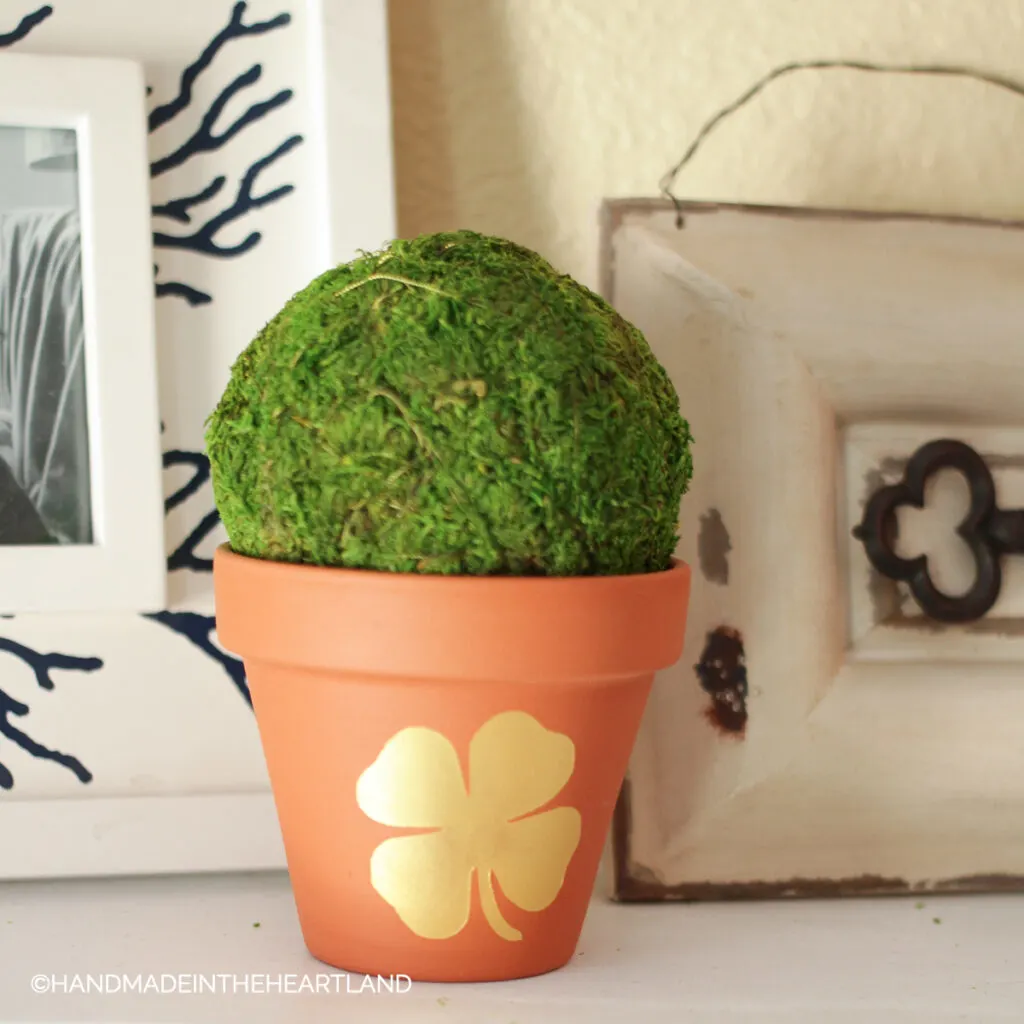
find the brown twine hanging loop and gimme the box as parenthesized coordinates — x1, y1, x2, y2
(659, 60, 1024, 228)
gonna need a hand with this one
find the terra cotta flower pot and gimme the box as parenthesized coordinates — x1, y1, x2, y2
(213, 544, 690, 982)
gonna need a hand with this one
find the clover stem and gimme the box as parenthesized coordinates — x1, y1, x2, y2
(477, 870, 522, 942)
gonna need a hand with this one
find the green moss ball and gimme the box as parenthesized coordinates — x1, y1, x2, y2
(205, 230, 693, 576)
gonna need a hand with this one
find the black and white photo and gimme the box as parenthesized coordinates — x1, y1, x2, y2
(0, 51, 166, 614)
(0, 124, 92, 546)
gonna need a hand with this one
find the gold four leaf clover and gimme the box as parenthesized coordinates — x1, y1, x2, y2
(355, 710, 582, 941)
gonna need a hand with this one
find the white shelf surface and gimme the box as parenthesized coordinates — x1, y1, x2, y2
(0, 871, 1021, 1022)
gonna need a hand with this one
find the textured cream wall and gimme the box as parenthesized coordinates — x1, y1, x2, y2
(388, 0, 1024, 289)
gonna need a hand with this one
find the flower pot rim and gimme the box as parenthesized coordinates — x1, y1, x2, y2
(213, 544, 691, 684)
(214, 543, 685, 583)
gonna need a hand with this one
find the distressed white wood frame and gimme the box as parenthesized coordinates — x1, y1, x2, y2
(0, 53, 165, 614)
(0, 0, 395, 881)
(605, 199, 1024, 899)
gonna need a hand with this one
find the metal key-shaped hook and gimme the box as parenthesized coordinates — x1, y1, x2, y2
(852, 439, 1024, 624)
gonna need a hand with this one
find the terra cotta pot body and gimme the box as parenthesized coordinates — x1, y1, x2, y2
(213, 545, 690, 982)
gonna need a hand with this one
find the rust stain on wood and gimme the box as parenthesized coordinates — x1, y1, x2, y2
(697, 508, 731, 585)
(695, 626, 747, 735)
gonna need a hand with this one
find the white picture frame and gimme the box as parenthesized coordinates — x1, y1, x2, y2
(604, 199, 1024, 900)
(0, 52, 165, 614)
(0, 0, 394, 880)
